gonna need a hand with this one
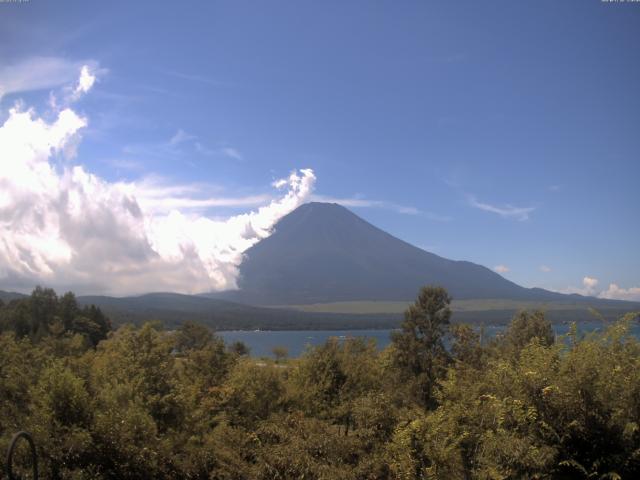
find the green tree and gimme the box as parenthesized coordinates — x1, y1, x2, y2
(78, 305, 111, 346)
(293, 337, 381, 435)
(29, 363, 93, 479)
(222, 359, 287, 428)
(58, 291, 80, 332)
(174, 320, 213, 353)
(503, 310, 554, 351)
(29, 286, 58, 338)
(1, 299, 31, 338)
(272, 345, 288, 363)
(391, 286, 452, 409)
(91, 324, 183, 433)
(450, 323, 485, 369)
(228, 340, 250, 356)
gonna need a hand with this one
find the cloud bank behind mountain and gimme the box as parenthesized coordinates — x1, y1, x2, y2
(0, 66, 315, 295)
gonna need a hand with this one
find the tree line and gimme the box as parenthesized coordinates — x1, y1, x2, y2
(0, 286, 639, 479)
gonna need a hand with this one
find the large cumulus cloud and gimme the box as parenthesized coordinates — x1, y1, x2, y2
(0, 66, 315, 295)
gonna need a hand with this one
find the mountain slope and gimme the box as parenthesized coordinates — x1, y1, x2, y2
(217, 202, 618, 305)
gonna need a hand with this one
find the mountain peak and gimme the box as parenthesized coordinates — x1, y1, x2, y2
(216, 202, 566, 305)
(281, 202, 359, 225)
(297, 201, 347, 210)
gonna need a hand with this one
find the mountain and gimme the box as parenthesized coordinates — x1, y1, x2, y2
(0, 290, 27, 303)
(215, 202, 632, 307)
(217, 202, 558, 304)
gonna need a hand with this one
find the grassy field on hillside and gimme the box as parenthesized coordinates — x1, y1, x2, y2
(273, 299, 636, 315)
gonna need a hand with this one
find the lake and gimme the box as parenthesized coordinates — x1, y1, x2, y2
(219, 321, 640, 358)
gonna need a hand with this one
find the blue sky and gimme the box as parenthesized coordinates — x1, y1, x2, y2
(1, 0, 639, 298)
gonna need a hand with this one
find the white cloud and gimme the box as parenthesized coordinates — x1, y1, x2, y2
(560, 276, 600, 296)
(583, 276, 599, 290)
(61, 65, 98, 105)
(136, 190, 273, 213)
(555, 276, 640, 302)
(539, 265, 552, 272)
(0, 66, 316, 295)
(272, 178, 289, 189)
(598, 284, 640, 302)
(75, 65, 96, 96)
(468, 195, 535, 221)
(494, 265, 509, 274)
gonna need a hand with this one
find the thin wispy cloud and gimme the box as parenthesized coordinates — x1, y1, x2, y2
(138, 195, 273, 212)
(136, 84, 172, 96)
(494, 265, 510, 274)
(442, 173, 536, 222)
(311, 195, 418, 214)
(192, 142, 244, 160)
(159, 68, 230, 87)
(122, 143, 175, 159)
(133, 176, 271, 213)
(123, 129, 211, 163)
(467, 195, 535, 221)
(539, 265, 552, 272)
(169, 129, 197, 146)
(310, 195, 450, 219)
(194, 142, 215, 156)
(311, 195, 410, 214)
(0, 56, 82, 99)
(104, 158, 144, 172)
(221, 147, 243, 161)
(130, 177, 211, 198)
(162, 130, 244, 162)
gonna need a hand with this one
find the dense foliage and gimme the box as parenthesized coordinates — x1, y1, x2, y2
(1, 286, 639, 479)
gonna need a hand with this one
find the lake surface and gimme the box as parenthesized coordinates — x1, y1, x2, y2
(219, 321, 640, 358)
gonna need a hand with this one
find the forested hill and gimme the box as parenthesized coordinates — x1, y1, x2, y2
(2, 288, 638, 330)
(0, 290, 26, 303)
(73, 292, 400, 330)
